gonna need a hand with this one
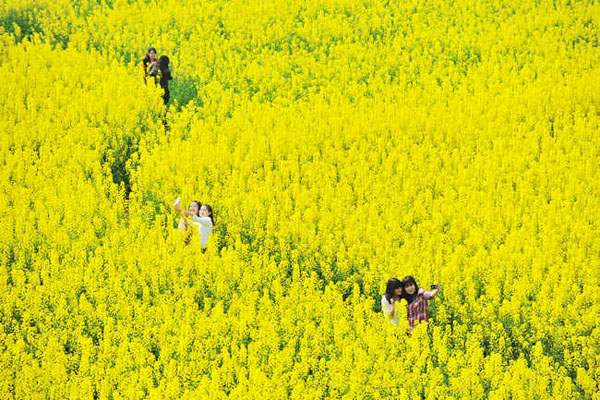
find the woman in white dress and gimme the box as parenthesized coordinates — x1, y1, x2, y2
(192, 204, 214, 250)
(381, 278, 403, 325)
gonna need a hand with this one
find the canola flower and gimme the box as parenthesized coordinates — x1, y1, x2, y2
(0, 0, 599, 398)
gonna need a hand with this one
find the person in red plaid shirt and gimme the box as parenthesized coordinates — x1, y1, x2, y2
(402, 276, 440, 329)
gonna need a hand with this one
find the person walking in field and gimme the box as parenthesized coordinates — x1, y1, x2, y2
(142, 47, 158, 84)
(149, 55, 173, 105)
(402, 276, 440, 329)
(173, 197, 214, 250)
(381, 278, 404, 325)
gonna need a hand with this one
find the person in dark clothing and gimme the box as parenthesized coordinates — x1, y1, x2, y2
(150, 55, 172, 105)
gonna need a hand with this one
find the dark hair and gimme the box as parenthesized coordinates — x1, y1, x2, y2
(203, 204, 215, 226)
(143, 47, 157, 66)
(157, 55, 172, 83)
(158, 55, 169, 67)
(385, 278, 403, 302)
(402, 276, 419, 304)
(189, 200, 201, 217)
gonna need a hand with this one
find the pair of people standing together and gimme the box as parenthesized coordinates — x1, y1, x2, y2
(382, 276, 440, 328)
(142, 47, 172, 105)
(173, 197, 214, 250)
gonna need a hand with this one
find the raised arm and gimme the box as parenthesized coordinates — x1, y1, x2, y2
(174, 197, 194, 217)
(191, 215, 213, 227)
(173, 197, 183, 213)
(422, 287, 440, 300)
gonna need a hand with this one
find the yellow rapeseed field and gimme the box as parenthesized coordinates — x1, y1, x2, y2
(0, 0, 598, 398)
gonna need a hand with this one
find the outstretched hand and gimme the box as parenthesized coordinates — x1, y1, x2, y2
(173, 196, 182, 212)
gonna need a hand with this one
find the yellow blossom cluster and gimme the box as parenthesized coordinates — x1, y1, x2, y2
(0, 0, 598, 398)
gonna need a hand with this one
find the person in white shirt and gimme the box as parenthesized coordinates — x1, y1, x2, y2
(192, 204, 214, 250)
(381, 278, 403, 325)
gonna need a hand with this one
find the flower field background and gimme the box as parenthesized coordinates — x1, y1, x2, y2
(1, 0, 599, 398)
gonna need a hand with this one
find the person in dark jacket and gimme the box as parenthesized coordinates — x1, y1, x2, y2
(149, 55, 172, 105)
